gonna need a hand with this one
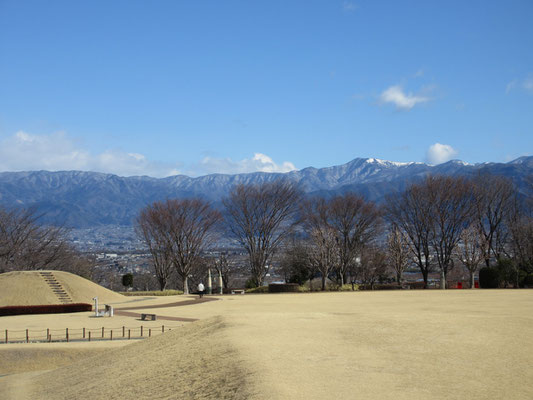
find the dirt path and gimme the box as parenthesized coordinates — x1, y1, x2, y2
(115, 296, 218, 311)
(113, 296, 218, 321)
(113, 310, 198, 322)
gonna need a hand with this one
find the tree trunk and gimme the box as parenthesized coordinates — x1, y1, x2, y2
(422, 269, 429, 289)
(183, 276, 189, 295)
(397, 272, 402, 285)
(440, 269, 446, 290)
(159, 278, 167, 291)
(321, 274, 326, 291)
(470, 271, 475, 289)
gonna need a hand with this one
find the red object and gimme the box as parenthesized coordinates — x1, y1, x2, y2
(475, 281, 479, 288)
(457, 282, 463, 289)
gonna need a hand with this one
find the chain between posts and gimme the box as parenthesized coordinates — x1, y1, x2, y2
(0, 325, 178, 344)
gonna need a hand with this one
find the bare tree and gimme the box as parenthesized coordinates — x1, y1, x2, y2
(358, 245, 389, 290)
(455, 224, 487, 288)
(506, 195, 533, 285)
(212, 252, 243, 290)
(387, 225, 410, 284)
(223, 180, 302, 287)
(0, 206, 85, 273)
(0, 207, 40, 270)
(303, 198, 334, 290)
(473, 174, 515, 266)
(136, 206, 175, 291)
(426, 176, 476, 289)
(385, 184, 434, 288)
(140, 199, 221, 294)
(328, 193, 382, 286)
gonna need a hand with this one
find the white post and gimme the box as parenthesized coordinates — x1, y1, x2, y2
(207, 268, 212, 295)
(93, 297, 99, 317)
(218, 270, 223, 294)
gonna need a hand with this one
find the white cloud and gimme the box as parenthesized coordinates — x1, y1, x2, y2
(524, 77, 533, 93)
(426, 143, 458, 165)
(342, 1, 357, 12)
(379, 85, 431, 110)
(0, 131, 181, 177)
(506, 75, 533, 94)
(506, 80, 517, 94)
(195, 153, 297, 175)
(0, 131, 297, 177)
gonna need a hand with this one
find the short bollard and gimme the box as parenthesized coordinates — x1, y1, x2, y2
(88, 331, 91, 342)
(149, 328, 152, 337)
(162, 325, 165, 333)
(83, 328, 85, 339)
(101, 327, 104, 338)
(140, 326, 143, 337)
(26, 329, 29, 343)
(48, 334, 51, 343)
(47, 328, 50, 340)
(110, 330, 113, 341)
(66, 328, 69, 343)
(5, 329, 8, 344)
(122, 326, 125, 337)
(128, 329, 131, 340)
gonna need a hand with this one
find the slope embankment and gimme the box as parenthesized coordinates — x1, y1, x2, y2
(0, 316, 254, 400)
(0, 271, 124, 307)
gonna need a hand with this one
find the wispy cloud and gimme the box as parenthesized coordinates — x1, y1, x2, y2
(195, 153, 297, 175)
(0, 131, 297, 177)
(414, 69, 424, 78)
(342, 1, 357, 12)
(506, 75, 533, 94)
(379, 85, 431, 110)
(426, 143, 458, 164)
(524, 76, 533, 93)
(506, 80, 518, 94)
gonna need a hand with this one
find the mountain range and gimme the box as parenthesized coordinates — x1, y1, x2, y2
(0, 156, 532, 228)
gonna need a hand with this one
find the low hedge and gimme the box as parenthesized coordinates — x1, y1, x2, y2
(0, 303, 92, 317)
(245, 286, 269, 294)
(120, 290, 184, 296)
(359, 283, 401, 290)
(268, 283, 300, 293)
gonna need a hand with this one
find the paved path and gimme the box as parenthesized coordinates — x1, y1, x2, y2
(114, 297, 218, 322)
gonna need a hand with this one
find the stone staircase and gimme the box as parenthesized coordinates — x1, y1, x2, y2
(39, 271, 73, 304)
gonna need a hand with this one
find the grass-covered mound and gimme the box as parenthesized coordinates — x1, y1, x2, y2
(4, 316, 253, 400)
(0, 270, 124, 307)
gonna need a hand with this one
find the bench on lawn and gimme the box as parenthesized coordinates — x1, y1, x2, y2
(231, 289, 245, 295)
(141, 313, 156, 321)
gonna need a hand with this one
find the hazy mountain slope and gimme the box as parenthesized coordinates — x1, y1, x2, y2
(0, 157, 531, 227)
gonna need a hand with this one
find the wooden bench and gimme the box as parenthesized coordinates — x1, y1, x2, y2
(231, 289, 245, 295)
(141, 313, 156, 321)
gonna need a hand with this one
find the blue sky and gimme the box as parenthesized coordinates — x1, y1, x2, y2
(0, 0, 532, 177)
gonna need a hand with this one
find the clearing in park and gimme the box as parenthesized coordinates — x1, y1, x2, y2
(0, 275, 532, 400)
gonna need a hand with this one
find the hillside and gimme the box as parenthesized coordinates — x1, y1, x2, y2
(1, 316, 252, 400)
(0, 156, 531, 227)
(0, 271, 124, 307)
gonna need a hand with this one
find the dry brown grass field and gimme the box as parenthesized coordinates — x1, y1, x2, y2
(1, 286, 532, 399)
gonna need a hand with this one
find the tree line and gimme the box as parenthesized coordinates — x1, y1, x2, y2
(136, 174, 533, 293)
(1, 173, 529, 292)
(0, 207, 93, 277)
